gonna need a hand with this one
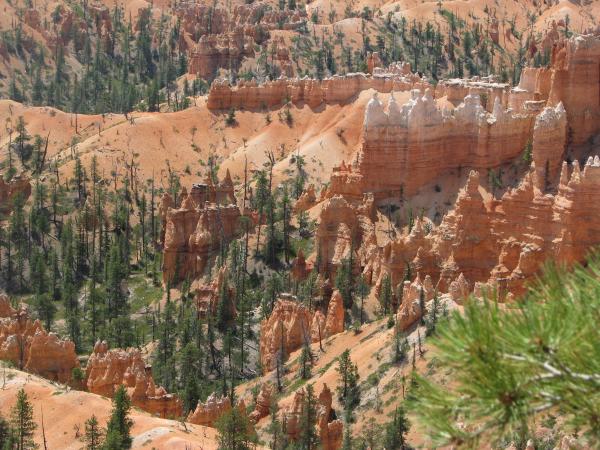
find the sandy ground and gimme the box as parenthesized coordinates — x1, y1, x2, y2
(0, 90, 370, 189)
(0, 367, 226, 449)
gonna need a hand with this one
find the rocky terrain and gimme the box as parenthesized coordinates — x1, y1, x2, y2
(1, 0, 600, 447)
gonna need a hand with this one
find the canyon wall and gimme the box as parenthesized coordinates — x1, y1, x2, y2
(162, 173, 240, 284)
(378, 158, 600, 301)
(178, 2, 306, 80)
(326, 34, 600, 204)
(86, 341, 182, 418)
(259, 293, 344, 373)
(206, 64, 430, 110)
(0, 295, 78, 383)
(312, 35, 600, 292)
(339, 90, 534, 200)
(284, 384, 343, 450)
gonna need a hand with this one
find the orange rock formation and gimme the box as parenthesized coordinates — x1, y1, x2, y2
(314, 35, 600, 300)
(162, 173, 240, 283)
(85, 341, 182, 418)
(178, 3, 306, 80)
(259, 293, 345, 373)
(187, 393, 232, 427)
(381, 158, 600, 302)
(187, 393, 248, 428)
(0, 295, 78, 383)
(206, 65, 429, 110)
(284, 384, 343, 450)
(249, 382, 272, 423)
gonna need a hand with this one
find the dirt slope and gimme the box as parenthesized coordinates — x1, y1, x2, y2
(0, 366, 222, 450)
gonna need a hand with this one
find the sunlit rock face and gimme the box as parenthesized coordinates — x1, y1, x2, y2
(86, 341, 182, 418)
(0, 296, 79, 384)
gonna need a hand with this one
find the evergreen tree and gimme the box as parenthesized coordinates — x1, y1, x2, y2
(298, 384, 319, 450)
(0, 413, 11, 448)
(178, 342, 201, 414)
(84, 415, 105, 450)
(379, 273, 393, 315)
(298, 342, 312, 380)
(336, 350, 360, 408)
(382, 407, 410, 450)
(410, 259, 600, 446)
(335, 256, 354, 309)
(104, 385, 133, 450)
(215, 406, 254, 450)
(10, 389, 37, 450)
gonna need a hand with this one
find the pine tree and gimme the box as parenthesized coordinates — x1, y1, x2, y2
(31, 250, 55, 330)
(298, 384, 319, 450)
(379, 273, 393, 315)
(10, 388, 37, 450)
(335, 256, 354, 309)
(382, 407, 410, 450)
(0, 413, 14, 449)
(393, 330, 410, 364)
(179, 342, 201, 414)
(266, 402, 286, 450)
(298, 342, 312, 380)
(104, 385, 133, 450)
(409, 259, 600, 446)
(418, 287, 426, 325)
(336, 350, 360, 408)
(215, 406, 254, 450)
(84, 415, 105, 450)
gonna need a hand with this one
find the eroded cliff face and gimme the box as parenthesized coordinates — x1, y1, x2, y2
(0, 296, 79, 383)
(0, 176, 31, 214)
(259, 293, 344, 373)
(284, 384, 343, 450)
(326, 34, 600, 203)
(206, 63, 429, 110)
(329, 90, 535, 201)
(312, 34, 600, 299)
(378, 157, 600, 303)
(178, 2, 306, 81)
(86, 341, 182, 418)
(162, 173, 240, 284)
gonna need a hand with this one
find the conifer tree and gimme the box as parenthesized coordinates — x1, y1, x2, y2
(298, 384, 319, 450)
(336, 350, 360, 408)
(215, 406, 254, 450)
(84, 415, 105, 450)
(410, 259, 600, 446)
(10, 388, 37, 450)
(379, 273, 393, 315)
(104, 385, 133, 450)
(298, 341, 312, 380)
(382, 407, 410, 450)
(0, 413, 13, 448)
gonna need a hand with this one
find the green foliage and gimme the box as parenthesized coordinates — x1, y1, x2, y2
(382, 407, 411, 450)
(335, 257, 354, 310)
(522, 139, 533, 163)
(104, 385, 133, 450)
(84, 415, 105, 450)
(393, 331, 410, 364)
(409, 258, 600, 447)
(0, 413, 14, 449)
(297, 384, 319, 450)
(336, 350, 360, 409)
(225, 108, 237, 126)
(215, 406, 255, 450)
(298, 342, 313, 380)
(379, 274, 393, 315)
(10, 388, 37, 450)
